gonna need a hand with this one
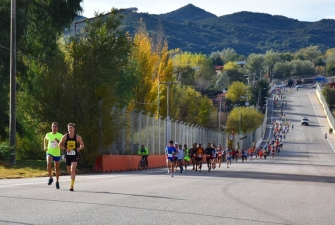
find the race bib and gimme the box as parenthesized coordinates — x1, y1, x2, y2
(207, 154, 211, 157)
(67, 150, 76, 155)
(197, 154, 202, 158)
(51, 141, 57, 148)
(167, 154, 173, 157)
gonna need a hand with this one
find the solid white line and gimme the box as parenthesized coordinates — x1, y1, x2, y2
(0, 174, 127, 188)
(308, 90, 335, 153)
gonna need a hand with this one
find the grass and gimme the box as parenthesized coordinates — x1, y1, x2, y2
(0, 160, 90, 179)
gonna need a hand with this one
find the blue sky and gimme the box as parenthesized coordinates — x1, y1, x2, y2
(81, 0, 335, 22)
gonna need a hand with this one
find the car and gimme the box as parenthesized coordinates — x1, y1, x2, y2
(295, 84, 303, 88)
(301, 117, 309, 126)
(312, 84, 317, 88)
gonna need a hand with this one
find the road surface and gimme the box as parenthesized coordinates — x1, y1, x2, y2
(1, 85, 335, 225)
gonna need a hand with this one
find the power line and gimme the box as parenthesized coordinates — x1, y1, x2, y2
(0, 44, 56, 63)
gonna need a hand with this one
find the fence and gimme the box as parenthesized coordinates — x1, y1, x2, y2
(107, 106, 268, 155)
(316, 85, 335, 130)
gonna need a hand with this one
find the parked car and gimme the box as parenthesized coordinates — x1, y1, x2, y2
(295, 84, 304, 88)
(301, 117, 309, 126)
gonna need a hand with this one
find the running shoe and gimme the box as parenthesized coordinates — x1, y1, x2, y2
(69, 187, 74, 191)
(56, 182, 60, 189)
(167, 169, 170, 174)
(48, 178, 53, 185)
(171, 173, 174, 177)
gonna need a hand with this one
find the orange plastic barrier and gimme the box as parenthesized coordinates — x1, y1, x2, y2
(94, 155, 168, 173)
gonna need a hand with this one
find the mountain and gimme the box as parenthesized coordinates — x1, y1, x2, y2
(159, 4, 217, 23)
(65, 4, 335, 55)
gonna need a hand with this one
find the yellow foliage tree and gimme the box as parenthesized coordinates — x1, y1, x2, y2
(226, 81, 250, 103)
(226, 107, 264, 134)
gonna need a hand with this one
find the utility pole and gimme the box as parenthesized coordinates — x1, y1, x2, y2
(219, 101, 222, 130)
(9, 0, 17, 166)
(160, 81, 177, 141)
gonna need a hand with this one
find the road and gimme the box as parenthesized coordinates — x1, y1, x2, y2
(1, 86, 335, 225)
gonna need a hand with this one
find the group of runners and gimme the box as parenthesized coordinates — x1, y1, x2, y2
(165, 85, 294, 177)
(44, 122, 85, 191)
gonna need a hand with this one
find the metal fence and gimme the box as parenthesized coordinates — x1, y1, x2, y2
(108, 106, 268, 155)
(316, 85, 335, 130)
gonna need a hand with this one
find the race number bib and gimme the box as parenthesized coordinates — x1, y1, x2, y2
(67, 150, 76, 155)
(167, 154, 173, 157)
(197, 154, 202, 158)
(51, 141, 57, 148)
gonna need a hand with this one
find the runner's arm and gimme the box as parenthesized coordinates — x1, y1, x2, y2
(58, 135, 67, 151)
(76, 135, 85, 152)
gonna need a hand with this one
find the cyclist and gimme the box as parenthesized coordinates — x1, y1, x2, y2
(138, 145, 149, 167)
(165, 140, 176, 177)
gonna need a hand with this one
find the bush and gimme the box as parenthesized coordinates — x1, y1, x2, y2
(0, 142, 14, 161)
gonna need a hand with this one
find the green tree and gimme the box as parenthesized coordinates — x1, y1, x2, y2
(246, 53, 264, 75)
(295, 45, 322, 62)
(273, 61, 293, 79)
(26, 10, 135, 166)
(226, 107, 264, 134)
(0, 0, 82, 141)
(224, 62, 244, 82)
(214, 71, 230, 90)
(322, 86, 335, 109)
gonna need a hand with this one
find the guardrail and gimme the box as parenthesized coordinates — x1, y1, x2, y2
(315, 85, 335, 131)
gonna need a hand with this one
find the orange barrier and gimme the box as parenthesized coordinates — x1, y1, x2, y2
(94, 155, 168, 173)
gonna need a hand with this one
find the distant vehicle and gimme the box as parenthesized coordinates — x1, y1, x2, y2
(295, 84, 303, 88)
(302, 78, 314, 84)
(312, 84, 317, 88)
(301, 117, 309, 126)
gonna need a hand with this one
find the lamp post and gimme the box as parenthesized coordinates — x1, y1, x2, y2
(9, 0, 16, 166)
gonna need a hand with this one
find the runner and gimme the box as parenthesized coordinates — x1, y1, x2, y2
(205, 143, 215, 172)
(235, 148, 239, 162)
(211, 144, 217, 169)
(44, 122, 63, 189)
(183, 144, 190, 172)
(226, 148, 232, 168)
(263, 148, 267, 160)
(190, 143, 197, 170)
(196, 144, 204, 172)
(177, 144, 184, 173)
(165, 140, 176, 177)
(58, 123, 85, 191)
(174, 142, 179, 172)
(216, 144, 223, 168)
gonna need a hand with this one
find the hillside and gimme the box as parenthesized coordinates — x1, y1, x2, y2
(65, 4, 335, 55)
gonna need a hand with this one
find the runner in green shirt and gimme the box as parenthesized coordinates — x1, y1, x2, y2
(44, 122, 63, 189)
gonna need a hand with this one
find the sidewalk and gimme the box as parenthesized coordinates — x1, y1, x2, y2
(308, 90, 335, 152)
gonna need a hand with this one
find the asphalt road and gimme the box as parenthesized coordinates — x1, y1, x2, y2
(1, 85, 335, 225)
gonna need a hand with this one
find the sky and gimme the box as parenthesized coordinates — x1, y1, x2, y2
(81, 0, 335, 22)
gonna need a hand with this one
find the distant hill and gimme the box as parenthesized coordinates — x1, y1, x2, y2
(65, 4, 335, 56)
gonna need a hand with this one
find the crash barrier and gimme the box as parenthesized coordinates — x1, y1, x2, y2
(316, 85, 335, 131)
(94, 155, 217, 173)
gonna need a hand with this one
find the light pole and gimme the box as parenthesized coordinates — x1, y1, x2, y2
(9, 0, 17, 166)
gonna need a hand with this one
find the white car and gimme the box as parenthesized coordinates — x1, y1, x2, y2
(301, 117, 309, 126)
(295, 84, 303, 88)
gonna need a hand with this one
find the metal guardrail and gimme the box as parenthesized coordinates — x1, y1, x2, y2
(316, 85, 335, 130)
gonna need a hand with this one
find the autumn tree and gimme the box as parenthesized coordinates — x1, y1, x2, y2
(226, 81, 249, 104)
(226, 107, 264, 134)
